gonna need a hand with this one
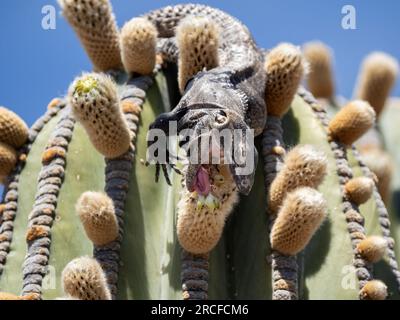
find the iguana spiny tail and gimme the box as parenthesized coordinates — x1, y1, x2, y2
(145, 4, 267, 195)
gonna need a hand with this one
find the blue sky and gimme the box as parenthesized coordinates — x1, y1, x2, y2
(0, 0, 399, 125)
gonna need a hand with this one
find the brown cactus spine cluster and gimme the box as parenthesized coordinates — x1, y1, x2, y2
(68, 73, 131, 159)
(62, 256, 111, 300)
(264, 43, 306, 117)
(176, 16, 220, 93)
(58, 0, 122, 71)
(303, 41, 335, 100)
(120, 17, 158, 75)
(355, 52, 399, 117)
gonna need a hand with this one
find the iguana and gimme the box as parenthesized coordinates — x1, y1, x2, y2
(145, 4, 267, 195)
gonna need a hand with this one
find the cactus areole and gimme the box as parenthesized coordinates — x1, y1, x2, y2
(0, 2, 399, 301)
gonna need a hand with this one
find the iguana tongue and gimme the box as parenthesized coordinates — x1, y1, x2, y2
(193, 166, 211, 196)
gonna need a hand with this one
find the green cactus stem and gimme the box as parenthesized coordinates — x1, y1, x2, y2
(0, 101, 65, 278)
(22, 108, 76, 296)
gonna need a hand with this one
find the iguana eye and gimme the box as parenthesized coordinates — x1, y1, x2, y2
(215, 110, 228, 125)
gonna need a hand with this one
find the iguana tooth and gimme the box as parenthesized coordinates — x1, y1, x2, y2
(196, 195, 205, 211)
(303, 41, 335, 99)
(120, 17, 158, 75)
(62, 256, 111, 300)
(204, 193, 220, 210)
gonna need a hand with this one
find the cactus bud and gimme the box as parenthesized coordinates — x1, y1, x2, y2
(76, 191, 118, 246)
(68, 73, 131, 158)
(58, 0, 122, 71)
(120, 17, 157, 75)
(360, 147, 393, 204)
(0, 106, 29, 148)
(0, 142, 17, 182)
(359, 280, 387, 300)
(177, 16, 220, 93)
(264, 43, 306, 117)
(271, 187, 327, 255)
(268, 145, 327, 213)
(355, 52, 399, 117)
(62, 256, 111, 300)
(357, 235, 387, 263)
(303, 42, 335, 98)
(177, 165, 238, 254)
(345, 176, 374, 205)
(328, 100, 375, 145)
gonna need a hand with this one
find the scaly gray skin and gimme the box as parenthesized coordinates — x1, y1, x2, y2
(145, 4, 267, 195)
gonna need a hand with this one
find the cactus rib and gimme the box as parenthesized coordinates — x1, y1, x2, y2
(21, 107, 75, 297)
(181, 250, 209, 300)
(0, 100, 65, 278)
(262, 116, 298, 300)
(352, 146, 400, 293)
(297, 88, 375, 297)
(93, 74, 153, 299)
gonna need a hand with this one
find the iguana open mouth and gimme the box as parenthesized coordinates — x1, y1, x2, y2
(189, 166, 211, 196)
(186, 164, 235, 210)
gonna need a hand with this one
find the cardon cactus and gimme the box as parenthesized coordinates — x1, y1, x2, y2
(0, 1, 399, 301)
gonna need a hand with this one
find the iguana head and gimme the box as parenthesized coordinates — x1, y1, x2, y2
(147, 71, 257, 195)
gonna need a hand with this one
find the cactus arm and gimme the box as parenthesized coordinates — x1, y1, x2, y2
(282, 94, 358, 299)
(0, 102, 65, 294)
